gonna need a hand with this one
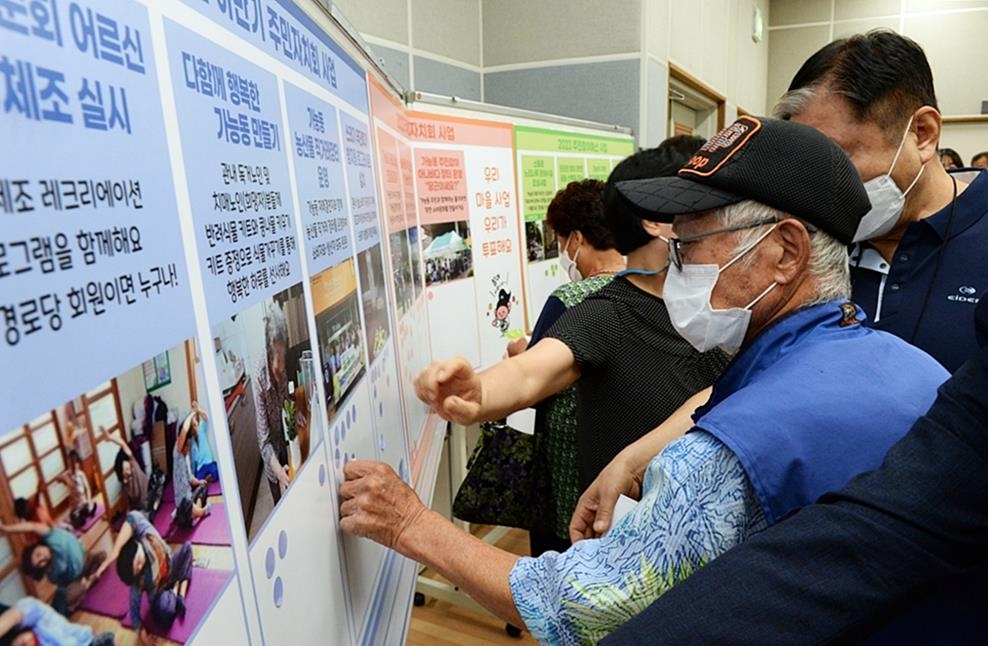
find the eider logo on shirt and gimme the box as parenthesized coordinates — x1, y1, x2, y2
(948, 285, 980, 304)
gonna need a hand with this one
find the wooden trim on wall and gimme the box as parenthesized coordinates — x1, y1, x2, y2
(668, 62, 727, 131)
(941, 115, 988, 124)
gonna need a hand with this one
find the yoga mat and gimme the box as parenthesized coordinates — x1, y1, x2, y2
(74, 504, 105, 535)
(78, 570, 130, 619)
(162, 479, 222, 503)
(166, 503, 231, 546)
(152, 500, 177, 537)
(153, 502, 232, 546)
(122, 568, 233, 643)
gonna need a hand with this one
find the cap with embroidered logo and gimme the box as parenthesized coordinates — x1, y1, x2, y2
(615, 116, 871, 244)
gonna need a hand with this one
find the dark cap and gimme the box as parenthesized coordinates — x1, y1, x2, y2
(615, 116, 871, 244)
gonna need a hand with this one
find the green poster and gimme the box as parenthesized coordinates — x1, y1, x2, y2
(521, 155, 556, 222)
(514, 126, 635, 157)
(588, 158, 612, 180)
(557, 157, 586, 186)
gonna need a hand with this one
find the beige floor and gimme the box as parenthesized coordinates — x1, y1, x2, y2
(407, 526, 537, 646)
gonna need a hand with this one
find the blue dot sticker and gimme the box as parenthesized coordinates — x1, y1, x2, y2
(273, 577, 284, 608)
(265, 548, 275, 579)
(278, 530, 288, 559)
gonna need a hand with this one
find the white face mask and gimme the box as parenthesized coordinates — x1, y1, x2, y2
(559, 236, 583, 282)
(853, 117, 926, 243)
(664, 225, 778, 354)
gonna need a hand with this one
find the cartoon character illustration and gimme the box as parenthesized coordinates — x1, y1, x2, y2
(492, 288, 512, 334)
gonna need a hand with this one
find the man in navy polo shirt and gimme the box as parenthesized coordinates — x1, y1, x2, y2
(774, 30, 986, 373)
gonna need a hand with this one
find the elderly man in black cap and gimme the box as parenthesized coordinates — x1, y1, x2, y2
(337, 117, 948, 644)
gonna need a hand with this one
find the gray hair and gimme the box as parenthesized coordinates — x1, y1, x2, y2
(714, 200, 851, 306)
(264, 302, 289, 356)
(773, 86, 818, 121)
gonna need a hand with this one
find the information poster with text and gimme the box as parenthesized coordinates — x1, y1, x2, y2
(369, 79, 433, 457)
(0, 1, 250, 643)
(409, 112, 525, 369)
(514, 126, 634, 329)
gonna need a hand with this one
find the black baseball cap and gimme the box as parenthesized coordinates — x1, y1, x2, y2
(616, 116, 871, 244)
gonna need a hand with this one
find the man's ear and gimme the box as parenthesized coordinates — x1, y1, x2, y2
(772, 220, 811, 285)
(640, 219, 668, 238)
(913, 106, 942, 165)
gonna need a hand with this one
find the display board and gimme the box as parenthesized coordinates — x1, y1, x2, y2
(1, 1, 633, 644)
(514, 127, 635, 329)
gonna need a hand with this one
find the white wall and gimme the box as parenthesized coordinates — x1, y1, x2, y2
(766, 0, 988, 117)
(333, 0, 483, 99)
(331, 0, 772, 147)
(940, 122, 988, 167)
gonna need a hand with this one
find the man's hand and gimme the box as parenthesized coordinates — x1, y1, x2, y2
(339, 461, 427, 551)
(413, 358, 483, 425)
(569, 455, 644, 542)
(505, 336, 528, 357)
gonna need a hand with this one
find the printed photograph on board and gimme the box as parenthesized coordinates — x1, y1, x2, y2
(388, 230, 415, 318)
(422, 221, 473, 285)
(408, 226, 424, 300)
(0, 338, 235, 645)
(211, 283, 322, 542)
(356, 244, 391, 364)
(311, 260, 366, 422)
(525, 221, 559, 263)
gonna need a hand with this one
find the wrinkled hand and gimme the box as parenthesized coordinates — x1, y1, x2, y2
(569, 456, 643, 542)
(339, 460, 427, 551)
(413, 357, 483, 425)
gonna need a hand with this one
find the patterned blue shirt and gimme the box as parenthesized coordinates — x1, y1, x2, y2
(509, 431, 767, 645)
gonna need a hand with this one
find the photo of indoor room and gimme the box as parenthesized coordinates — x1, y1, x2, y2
(525, 220, 559, 263)
(421, 221, 473, 285)
(408, 226, 425, 301)
(0, 338, 234, 645)
(311, 259, 367, 422)
(212, 283, 322, 542)
(389, 230, 415, 318)
(356, 244, 392, 364)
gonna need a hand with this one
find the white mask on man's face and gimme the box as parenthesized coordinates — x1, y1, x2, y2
(664, 225, 778, 354)
(854, 116, 926, 243)
(559, 236, 583, 282)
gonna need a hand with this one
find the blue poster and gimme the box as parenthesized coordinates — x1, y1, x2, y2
(283, 81, 350, 276)
(0, 0, 195, 433)
(164, 19, 301, 322)
(341, 112, 380, 253)
(181, 0, 368, 112)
